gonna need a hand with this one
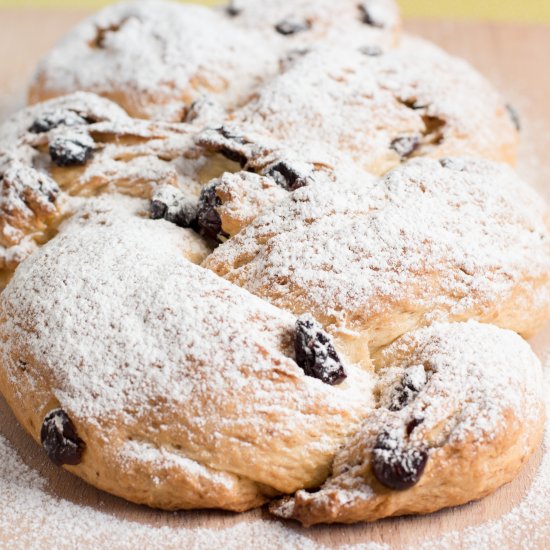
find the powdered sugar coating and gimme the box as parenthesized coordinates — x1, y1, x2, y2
(1, 91, 204, 196)
(0, 0, 548, 536)
(0, 91, 129, 153)
(0, 354, 549, 549)
(0, 158, 59, 270)
(0, 195, 374, 503)
(204, 157, 550, 350)
(0, 92, 133, 183)
(29, 0, 281, 121)
(271, 321, 545, 525)
(210, 171, 288, 237)
(376, 321, 543, 443)
(0, 92, 212, 275)
(229, 36, 517, 174)
(224, 0, 400, 49)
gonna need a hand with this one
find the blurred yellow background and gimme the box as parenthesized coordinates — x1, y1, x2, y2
(0, 0, 549, 23)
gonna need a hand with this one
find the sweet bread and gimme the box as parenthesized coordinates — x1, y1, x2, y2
(0, 0, 546, 526)
(29, 0, 402, 123)
(271, 321, 545, 525)
(0, 150, 546, 518)
(0, 196, 373, 511)
(28, 0, 280, 121)
(0, 92, 127, 276)
(0, 197, 544, 518)
(225, 0, 401, 49)
(193, 139, 370, 240)
(219, 36, 518, 174)
(0, 90, 373, 281)
(0, 92, 205, 282)
(204, 157, 550, 354)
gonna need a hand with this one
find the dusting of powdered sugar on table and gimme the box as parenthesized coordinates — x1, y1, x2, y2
(0, 358, 548, 549)
(0, 64, 548, 550)
(415, 357, 550, 550)
(0, 8, 549, 549)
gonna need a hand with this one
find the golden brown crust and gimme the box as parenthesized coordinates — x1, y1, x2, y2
(0, 197, 374, 511)
(270, 322, 545, 525)
(27, 1, 280, 121)
(0, 92, 208, 280)
(204, 158, 550, 354)
(28, 1, 401, 121)
(0, 0, 546, 525)
(225, 36, 518, 175)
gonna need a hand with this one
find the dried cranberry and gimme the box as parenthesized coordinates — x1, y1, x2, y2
(196, 182, 229, 242)
(265, 161, 308, 191)
(390, 136, 420, 159)
(359, 2, 386, 28)
(40, 409, 85, 466)
(150, 187, 198, 229)
(225, 0, 243, 16)
(372, 431, 428, 490)
(49, 134, 94, 167)
(506, 104, 521, 132)
(295, 315, 347, 385)
(406, 417, 424, 436)
(275, 18, 311, 36)
(388, 367, 427, 412)
(29, 110, 89, 134)
(213, 127, 248, 167)
(150, 200, 168, 220)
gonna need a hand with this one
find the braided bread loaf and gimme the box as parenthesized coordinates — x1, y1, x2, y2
(0, 0, 546, 526)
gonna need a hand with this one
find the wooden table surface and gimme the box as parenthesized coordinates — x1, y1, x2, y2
(0, 9, 549, 549)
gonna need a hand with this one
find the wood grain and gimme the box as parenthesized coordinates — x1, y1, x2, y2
(0, 9, 549, 548)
